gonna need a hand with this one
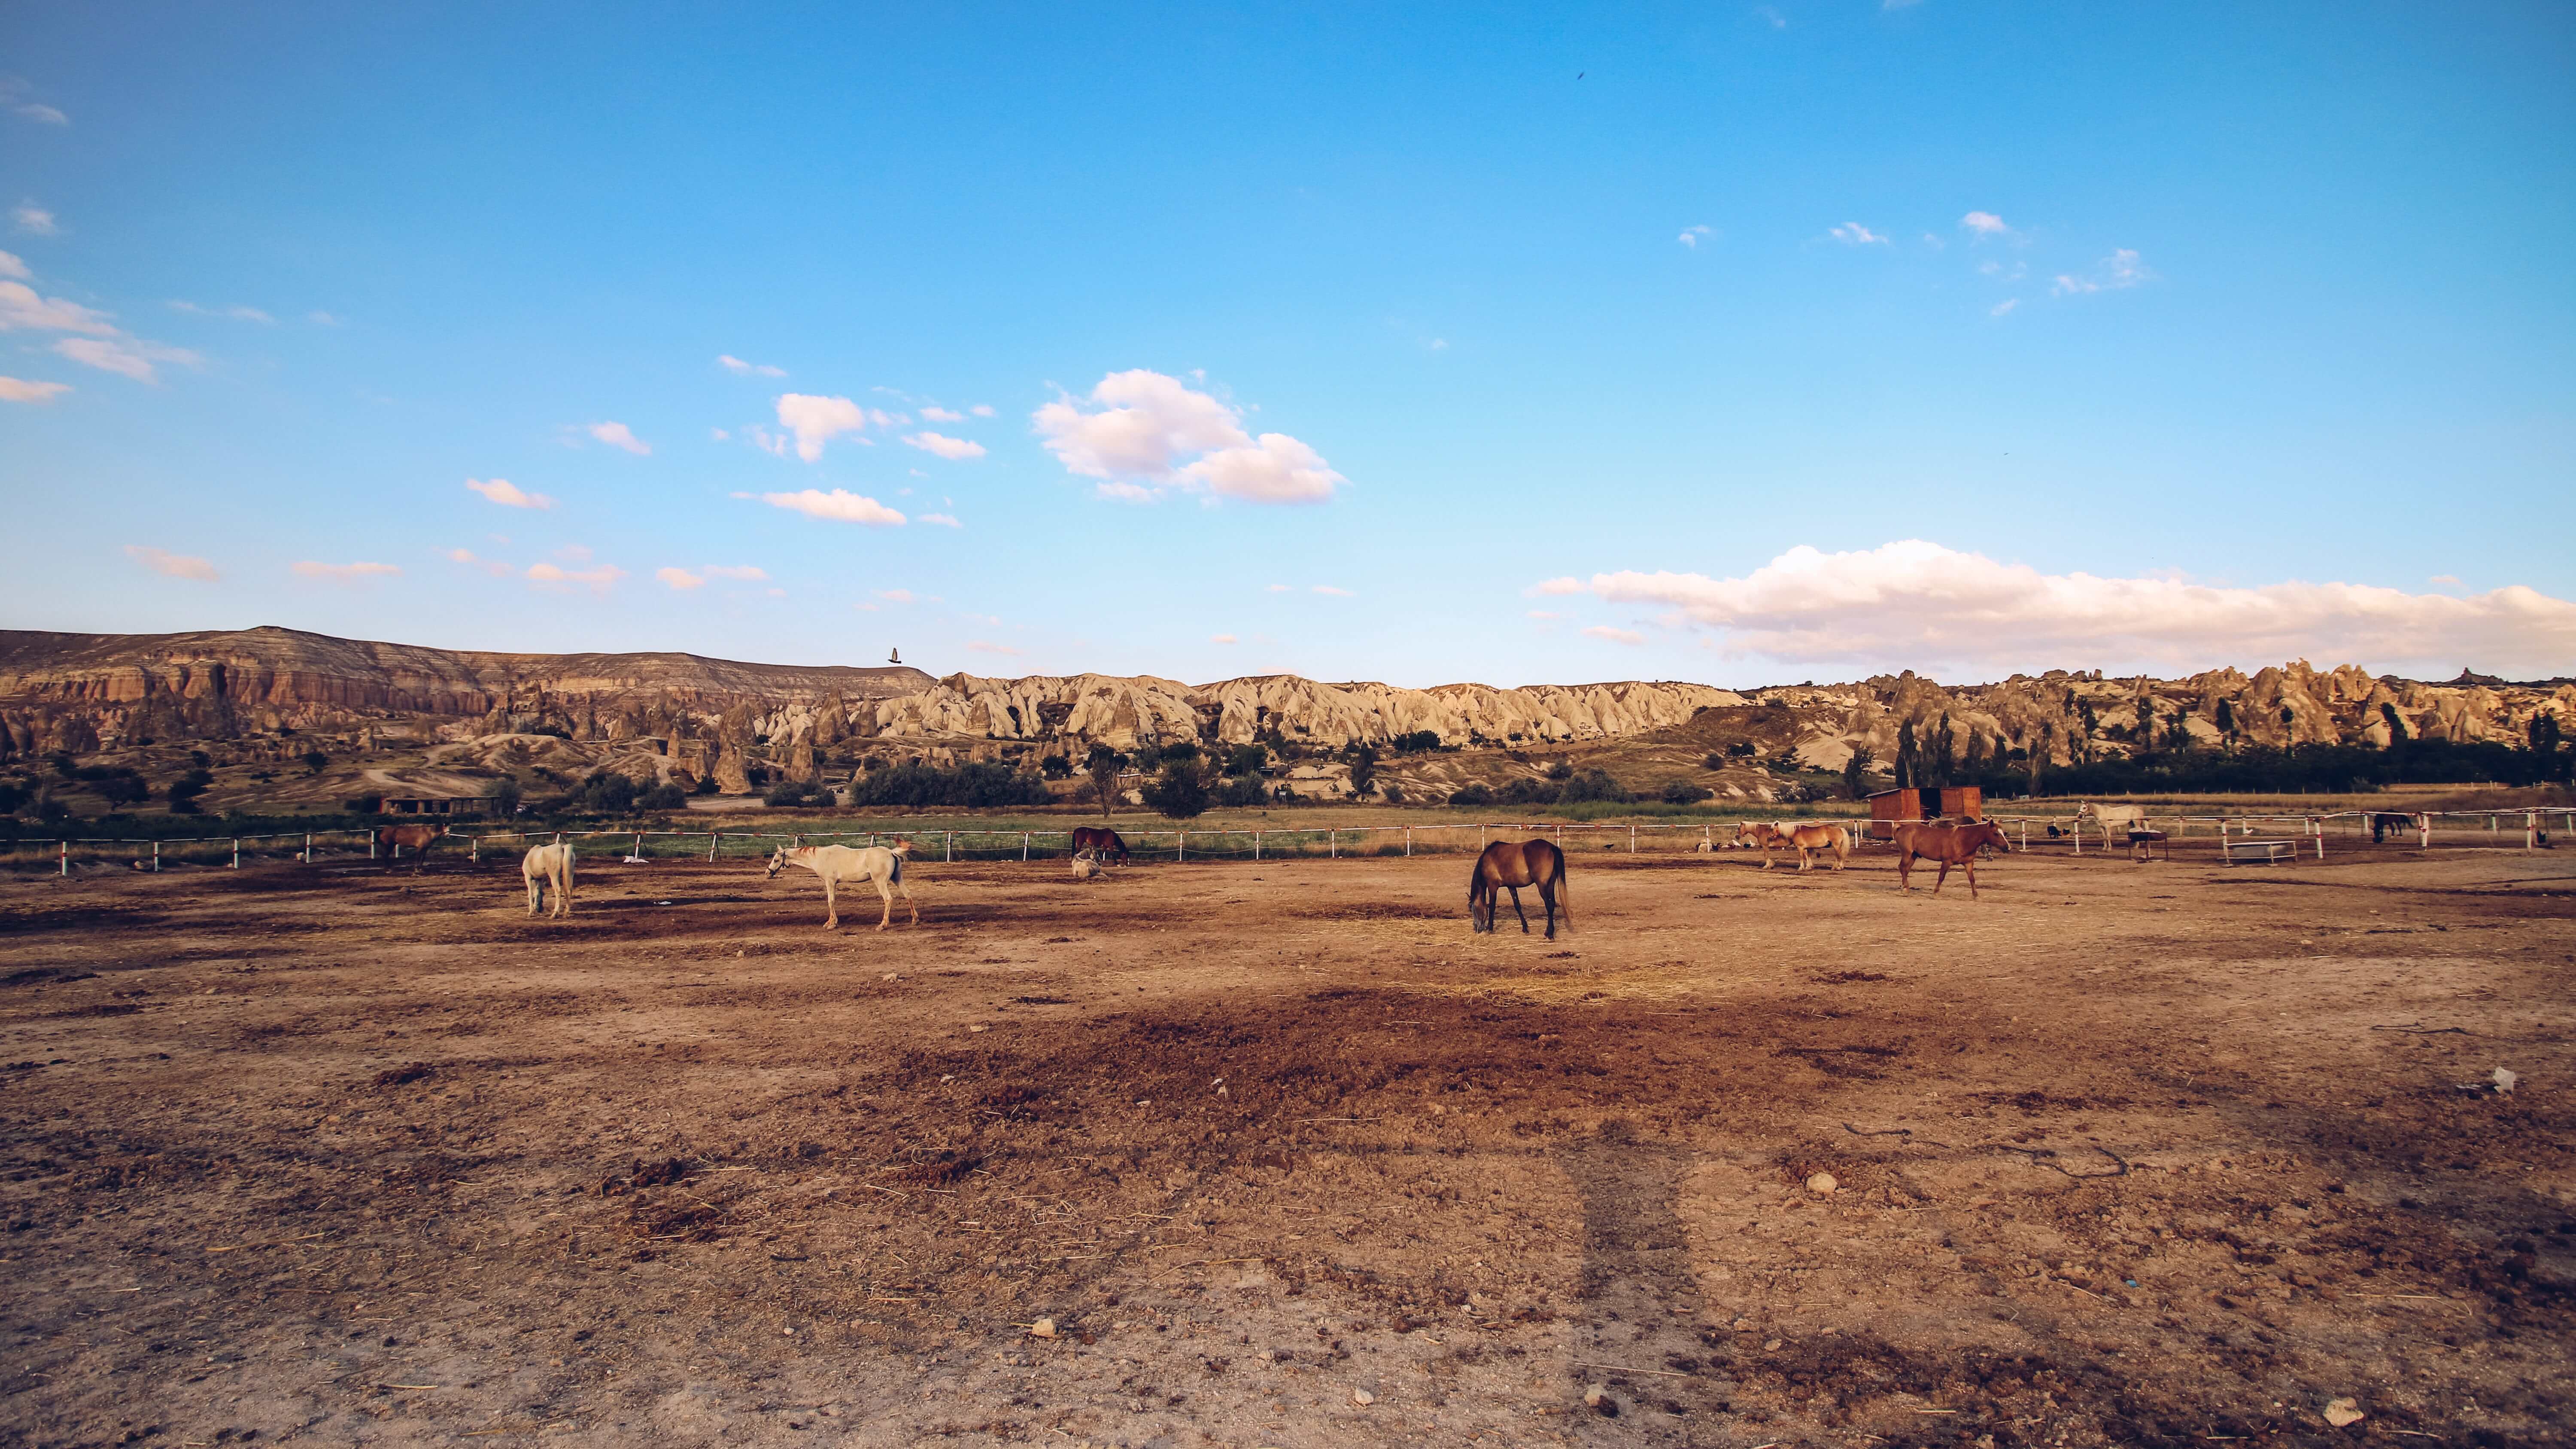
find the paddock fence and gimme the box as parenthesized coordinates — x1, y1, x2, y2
(12, 806, 2569, 878)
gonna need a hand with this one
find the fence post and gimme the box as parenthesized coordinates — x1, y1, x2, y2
(634, 832, 644, 860)
(1255, 831, 1262, 861)
(233, 838, 241, 870)
(153, 841, 161, 873)
(1406, 828, 1413, 858)
(59, 840, 67, 877)
(2527, 812, 2539, 851)
(2419, 815, 2432, 849)
(946, 831, 954, 864)
(303, 833, 312, 863)
(1023, 832, 1030, 861)
(1329, 829, 1337, 860)
(708, 832, 719, 862)
(1178, 831, 1185, 862)
(369, 832, 377, 860)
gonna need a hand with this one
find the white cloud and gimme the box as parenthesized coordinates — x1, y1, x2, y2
(12, 203, 58, 236)
(853, 601, 878, 612)
(1526, 610, 1565, 620)
(1753, 5, 1786, 27)
(656, 567, 704, 590)
(170, 300, 274, 324)
(903, 430, 987, 460)
(719, 354, 786, 377)
(2053, 248, 2151, 295)
(1678, 224, 1713, 249)
(1960, 211, 2014, 238)
(1583, 625, 1645, 645)
(445, 548, 477, 564)
(3, 82, 67, 125)
(124, 545, 217, 581)
(307, 310, 340, 326)
(1553, 539, 2576, 677)
(0, 249, 25, 279)
(758, 488, 905, 526)
(918, 513, 962, 527)
(1211, 633, 1238, 644)
(1311, 585, 1354, 597)
(710, 427, 730, 441)
(0, 280, 116, 333)
(701, 564, 768, 581)
(1529, 576, 1586, 596)
(465, 477, 555, 510)
(775, 393, 871, 461)
(919, 406, 964, 422)
(875, 589, 916, 603)
(1990, 298, 2019, 316)
(588, 421, 650, 455)
(554, 544, 593, 562)
(292, 560, 400, 582)
(966, 640, 1023, 655)
(2430, 574, 2462, 586)
(1033, 368, 1346, 505)
(1265, 584, 1293, 593)
(52, 336, 200, 383)
(525, 561, 625, 593)
(969, 403, 995, 418)
(1828, 222, 1888, 246)
(0, 375, 68, 403)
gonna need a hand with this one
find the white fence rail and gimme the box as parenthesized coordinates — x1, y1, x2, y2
(17, 807, 2569, 878)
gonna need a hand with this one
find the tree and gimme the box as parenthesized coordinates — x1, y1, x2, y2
(1039, 753, 1072, 780)
(2160, 709, 2194, 753)
(484, 775, 523, 815)
(300, 749, 329, 775)
(167, 768, 213, 815)
(2027, 723, 2049, 795)
(1842, 745, 1876, 801)
(1658, 779, 1704, 805)
(1346, 743, 1380, 799)
(2532, 711, 2564, 782)
(1140, 758, 1210, 818)
(1893, 720, 1917, 789)
(1083, 743, 1126, 818)
(1958, 728, 1985, 781)
(2214, 698, 2237, 748)
(1928, 713, 1957, 785)
(1224, 742, 1269, 777)
(2133, 695, 2156, 754)
(2381, 701, 2410, 743)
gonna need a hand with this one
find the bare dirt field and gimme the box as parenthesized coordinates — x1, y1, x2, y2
(2, 837, 2571, 1448)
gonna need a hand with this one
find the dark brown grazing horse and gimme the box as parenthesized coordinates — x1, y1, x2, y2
(1070, 825, 1131, 866)
(376, 823, 445, 858)
(1892, 821, 2011, 899)
(1469, 839, 1573, 939)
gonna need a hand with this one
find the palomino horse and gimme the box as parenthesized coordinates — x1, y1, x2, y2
(1732, 821, 1851, 872)
(521, 842, 574, 918)
(1070, 825, 1131, 865)
(766, 841, 917, 930)
(1892, 821, 2011, 899)
(1469, 839, 1573, 940)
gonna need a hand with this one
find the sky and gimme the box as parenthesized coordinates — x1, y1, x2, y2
(3, 1, 2572, 688)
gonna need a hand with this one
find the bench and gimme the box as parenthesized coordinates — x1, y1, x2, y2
(2126, 828, 2166, 862)
(2224, 839, 2297, 867)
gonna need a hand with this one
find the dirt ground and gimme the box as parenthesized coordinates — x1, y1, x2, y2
(2, 837, 2571, 1448)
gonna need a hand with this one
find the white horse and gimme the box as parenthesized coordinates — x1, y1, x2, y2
(522, 842, 574, 918)
(766, 841, 917, 930)
(2077, 802, 2149, 847)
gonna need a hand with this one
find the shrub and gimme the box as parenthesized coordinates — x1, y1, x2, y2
(1391, 731, 1442, 754)
(484, 775, 523, 815)
(344, 793, 384, 814)
(1703, 752, 1728, 771)
(1658, 780, 1704, 805)
(1346, 744, 1380, 798)
(1140, 760, 1210, 819)
(691, 774, 718, 795)
(1543, 760, 1574, 782)
(1040, 753, 1073, 780)
(1224, 743, 1270, 777)
(1381, 785, 1406, 805)
(847, 761, 1051, 809)
(638, 783, 689, 811)
(1446, 783, 1494, 807)
(301, 750, 329, 775)
(763, 779, 829, 808)
(1216, 774, 1268, 808)
(1556, 770, 1632, 805)
(168, 768, 214, 814)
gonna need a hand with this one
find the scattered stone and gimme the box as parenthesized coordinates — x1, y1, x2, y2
(968, 1024, 989, 1034)
(1029, 1317, 1057, 1339)
(1351, 1389, 1373, 1406)
(2323, 1397, 2365, 1428)
(2492, 1067, 2518, 1094)
(1806, 1172, 1838, 1196)
(1583, 1384, 1618, 1417)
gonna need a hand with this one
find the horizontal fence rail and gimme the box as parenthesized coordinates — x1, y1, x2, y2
(12, 808, 2569, 877)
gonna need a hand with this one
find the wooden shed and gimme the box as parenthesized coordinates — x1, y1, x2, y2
(1865, 785, 1984, 840)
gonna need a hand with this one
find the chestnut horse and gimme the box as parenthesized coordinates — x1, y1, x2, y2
(377, 823, 445, 858)
(1892, 820, 2011, 899)
(1469, 839, 1573, 939)
(1071, 825, 1131, 865)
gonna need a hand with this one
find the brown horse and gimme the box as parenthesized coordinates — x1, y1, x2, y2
(1892, 820, 2011, 899)
(1469, 839, 1573, 939)
(377, 823, 444, 858)
(1071, 825, 1131, 865)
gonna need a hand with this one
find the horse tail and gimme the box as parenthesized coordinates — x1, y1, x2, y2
(1549, 843, 1573, 931)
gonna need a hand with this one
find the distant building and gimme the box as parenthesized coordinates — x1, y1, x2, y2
(379, 796, 486, 818)
(1866, 786, 1982, 840)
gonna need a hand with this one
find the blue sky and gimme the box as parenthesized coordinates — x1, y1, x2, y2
(4, 1, 2571, 685)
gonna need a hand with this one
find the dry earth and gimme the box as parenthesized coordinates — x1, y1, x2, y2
(2, 836, 2572, 1448)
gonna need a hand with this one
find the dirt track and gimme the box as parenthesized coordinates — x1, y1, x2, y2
(2, 840, 2571, 1447)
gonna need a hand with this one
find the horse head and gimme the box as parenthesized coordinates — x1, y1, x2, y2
(890, 838, 913, 858)
(763, 845, 792, 879)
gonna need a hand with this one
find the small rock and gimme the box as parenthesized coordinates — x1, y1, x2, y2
(1583, 1384, 1618, 1417)
(1029, 1317, 1057, 1339)
(1351, 1389, 1373, 1406)
(2323, 1397, 2365, 1428)
(1764, 1338, 1783, 1351)
(1807, 1172, 1838, 1196)
(881, 972, 899, 982)
(968, 1024, 989, 1034)
(2492, 1067, 2517, 1094)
